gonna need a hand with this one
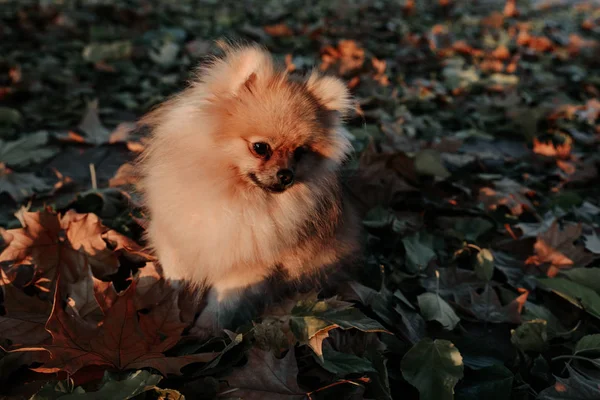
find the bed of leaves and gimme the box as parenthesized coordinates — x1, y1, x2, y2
(1, 0, 600, 399)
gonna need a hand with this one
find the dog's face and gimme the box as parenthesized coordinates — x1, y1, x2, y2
(213, 77, 351, 193)
(140, 45, 354, 194)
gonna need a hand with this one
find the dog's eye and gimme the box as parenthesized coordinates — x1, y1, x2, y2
(294, 146, 309, 161)
(252, 142, 271, 158)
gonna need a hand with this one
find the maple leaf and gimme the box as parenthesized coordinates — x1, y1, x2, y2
(0, 269, 52, 346)
(525, 221, 595, 277)
(219, 347, 305, 399)
(0, 209, 131, 290)
(16, 278, 218, 376)
(461, 285, 528, 324)
(478, 177, 535, 216)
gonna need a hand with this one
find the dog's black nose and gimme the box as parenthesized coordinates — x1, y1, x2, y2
(277, 169, 294, 187)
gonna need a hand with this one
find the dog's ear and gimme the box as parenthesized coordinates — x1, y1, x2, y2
(306, 72, 353, 117)
(195, 44, 274, 97)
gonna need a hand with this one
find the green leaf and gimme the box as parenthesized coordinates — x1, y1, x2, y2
(475, 249, 494, 282)
(537, 278, 600, 320)
(511, 319, 548, 353)
(414, 149, 451, 179)
(560, 268, 600, 293)
(82, 41, 132, 63)
(575, 334, 600, 355)
(290, 297, 388, 339)
(401, 338, 464, 400)
(417, 292, 460, 330)
(149, 41, 180, 67)
(31, 370, 163, 399)
(455, 364, 514, 400)
(402, 232, 437, 273)
(0, 131, 60, 168)
(454, 218, 494, 242)
(363, 206, 394, 229)
(0, 107, 22, 127)
(522, 302, 567, 339)
(316, 347, 377, 377)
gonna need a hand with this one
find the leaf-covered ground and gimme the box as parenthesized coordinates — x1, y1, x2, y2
(1, 0, 600, 399)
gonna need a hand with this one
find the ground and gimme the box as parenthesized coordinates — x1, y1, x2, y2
(1, 0, 600, 399)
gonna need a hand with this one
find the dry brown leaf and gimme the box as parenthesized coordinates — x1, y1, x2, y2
(0, 210, 119, 289)
(525, 221, 595, 277)
(0, 269, 52, 346)
(17, 278, 217, 376)
(320, 40, 365, 76)
(220, 347, 305, 399)
(263, 23, 293, 37)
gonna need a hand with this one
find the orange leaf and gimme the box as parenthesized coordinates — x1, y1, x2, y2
(533, 137, 572, 159)
(263, 23, 293, 37)
(503, 0, 518, 17)
(491, 45, 510, 60)
(525, 221, 594, 277)
(308, 325, 339, 361)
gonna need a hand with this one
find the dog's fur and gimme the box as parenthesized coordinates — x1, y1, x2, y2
(136, 44, 361, 332)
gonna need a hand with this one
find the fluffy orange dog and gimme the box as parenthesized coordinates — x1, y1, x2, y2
(137, 44, 361, 332)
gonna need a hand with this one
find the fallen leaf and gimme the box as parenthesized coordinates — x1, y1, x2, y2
(402, 232, 437, 273)
(31, 370, 164, 399)
(533, 137, 572, 159)
(77, 100, 111, 145)
(511, 319, 548, 353)
(525, 221, 594, 277)
(308, 325, 338, 362)
(538, 278, 600, 320)
(478, 177, 534, 216)
(0, 269, 52, 346)
(538, 365, 600, 399)
(475, 249, 494, 282)
(17, 278, 218, 376)
(108, 163, 139, 187)
(417, 292, 460, 330)
(0, 163, 51, 203)
(0, 209, 123, 289)
(584, 232, 600, 254)
(0, 131, 59, 168)
(264, 23, 293, 37)
(220, 347, 305, 399)
(401, 338, 464, 400)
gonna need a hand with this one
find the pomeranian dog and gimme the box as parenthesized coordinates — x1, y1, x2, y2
(137, 44, 361, 333)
